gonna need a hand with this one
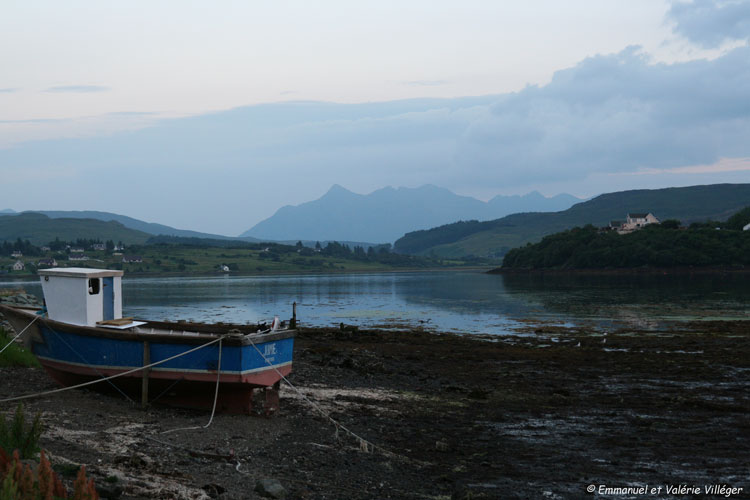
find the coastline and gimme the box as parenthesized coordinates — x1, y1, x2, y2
(0, 265, 495, 283)
(1, 320, 747, 498)
(489, 265, 750, 275)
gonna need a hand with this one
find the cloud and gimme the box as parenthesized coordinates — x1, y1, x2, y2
(45, 85, 110, 93)
(2, 45, 750, 233)
(0, 118, 63, 124)
(105, 111, 158, 117)
(634, 157, 750, 175)
(454, 45, 750, 185)
(667, 0, 750, 48)
(403, 80, 448, 87)
(0, 88, 18, 93)
(6, 47, 750, 191)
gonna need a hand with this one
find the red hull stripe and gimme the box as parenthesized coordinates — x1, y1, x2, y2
(38, 357, 291, 385)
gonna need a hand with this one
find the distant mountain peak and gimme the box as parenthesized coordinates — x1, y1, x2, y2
(327, 183, 349, 193)
(323, 184, 357, 199)
(240, 184, 581, 242)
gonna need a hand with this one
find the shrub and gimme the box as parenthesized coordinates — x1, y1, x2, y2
(0, 448, 97, 500)
(0, 405, 42, 459)
(0, 329, 40, 368)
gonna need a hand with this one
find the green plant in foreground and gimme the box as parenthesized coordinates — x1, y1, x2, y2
(0, 329, 40, 368)
(0, 405, 43, 460)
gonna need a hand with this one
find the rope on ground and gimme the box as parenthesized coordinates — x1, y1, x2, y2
(161, 337, 223, 434)
(0, 315, 39, 355)
(0, 335, 225, 404)
(246, 337, 390, 459)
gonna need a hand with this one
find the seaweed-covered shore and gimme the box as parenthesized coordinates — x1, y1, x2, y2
(1, 321, 749, 499)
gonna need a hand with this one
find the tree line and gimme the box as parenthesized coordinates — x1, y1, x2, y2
(502, 207, 750, 270)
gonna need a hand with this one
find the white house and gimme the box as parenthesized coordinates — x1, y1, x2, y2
(744, 223, 750, 231)
(619, 213, 660, 233)
(11, 251, 22, 258)
(12, 260, 24, 271)
(69, 253, 89, 261)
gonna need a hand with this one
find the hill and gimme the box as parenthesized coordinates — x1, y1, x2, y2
(28, 210, 247, 241)
(394, 184, 750, 257)
(500, 221, 750, 270)
(241, 184, 580, 242)
(0, 213, 152, 245)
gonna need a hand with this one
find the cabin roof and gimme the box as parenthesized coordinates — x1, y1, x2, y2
(38, 267, 124, 279)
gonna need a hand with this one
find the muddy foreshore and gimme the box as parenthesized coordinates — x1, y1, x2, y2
(1, 321, 749, 499)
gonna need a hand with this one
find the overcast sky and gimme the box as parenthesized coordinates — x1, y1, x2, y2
(1, 0, 749, 235)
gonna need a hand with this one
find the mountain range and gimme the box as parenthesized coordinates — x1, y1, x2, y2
(241, 185, 581, 243)
(3, 183, 746, 258)
(394, 183, 750, 257)
(0, 213, 153, 246)
(0, 210, 255, 242)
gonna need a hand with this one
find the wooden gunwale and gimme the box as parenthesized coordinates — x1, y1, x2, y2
(0, 304, 294, 346)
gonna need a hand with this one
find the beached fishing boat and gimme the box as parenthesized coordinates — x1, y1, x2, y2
(0, 268, 294, 414)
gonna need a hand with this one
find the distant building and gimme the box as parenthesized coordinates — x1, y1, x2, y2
(70, 248, 85, 253)
(114, 244, 124, 251)
(122, 255, 143, 263)
(69, 253, 89, 261)
(12, 260, 24, 271)
(91, 243, 106, 251)
(744, 223, 750, 231)
(219, 265, 230, 272)
(38, 258, 57, 267)
(40, 246, 51, 252)
(11, 251, 22, 258)
(619, 213, 660, 233)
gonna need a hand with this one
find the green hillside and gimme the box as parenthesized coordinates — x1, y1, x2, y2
(33, 210, 247, 240)
(500, 220, 750, 270)
(0, 213, 151, 245)
(394, 184, 750, 257)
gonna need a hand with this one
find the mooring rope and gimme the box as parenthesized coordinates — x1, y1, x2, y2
(246, 336, 387, 457)
(0, 315, 39, 355)
(161, 337, 223, 433)
(49, 328, 136, 405)
(0, 335, 225, 404)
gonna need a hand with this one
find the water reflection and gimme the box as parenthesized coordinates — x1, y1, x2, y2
(2, 271, 747, 335)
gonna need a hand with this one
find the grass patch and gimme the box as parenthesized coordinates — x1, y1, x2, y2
(0, 404, 43, 459)
(0, 328, 40, 368)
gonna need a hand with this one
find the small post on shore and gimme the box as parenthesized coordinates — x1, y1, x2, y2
(141, 340, 150, 408)
(290, 301, 297, 329)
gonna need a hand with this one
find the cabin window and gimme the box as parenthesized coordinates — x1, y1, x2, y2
(88, 278, 100, 295)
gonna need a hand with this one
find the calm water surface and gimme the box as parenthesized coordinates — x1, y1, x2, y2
(2, 271, 747, 335)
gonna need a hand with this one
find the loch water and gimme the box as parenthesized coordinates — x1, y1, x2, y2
(3, 271, 748, 335)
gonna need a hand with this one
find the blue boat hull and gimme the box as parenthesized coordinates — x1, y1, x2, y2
(1, 305, 294, 414)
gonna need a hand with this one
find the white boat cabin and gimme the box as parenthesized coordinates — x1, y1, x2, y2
(38, 268, 129, 327)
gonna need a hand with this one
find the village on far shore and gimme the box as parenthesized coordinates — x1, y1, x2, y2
(3, 242, 141, 274)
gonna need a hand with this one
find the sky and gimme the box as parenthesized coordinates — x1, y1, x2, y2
(1, 0, 749, 236)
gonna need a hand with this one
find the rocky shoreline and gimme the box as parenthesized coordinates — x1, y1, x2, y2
(0, 315, 748, 499)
